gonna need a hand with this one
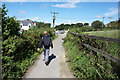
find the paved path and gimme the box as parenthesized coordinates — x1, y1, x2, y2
(24, 32, 74, 78)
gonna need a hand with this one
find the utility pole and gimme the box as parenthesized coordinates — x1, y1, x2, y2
(108, 17, 112, 22)
(102, 17, 105, 29)
(108, 17, 112, 28)
(51, 12, 58, 28)
(108, 17, 113, 29)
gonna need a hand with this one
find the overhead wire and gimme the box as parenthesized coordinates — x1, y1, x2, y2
(56, 16, 117, 21)
(49, 1, 118, 25)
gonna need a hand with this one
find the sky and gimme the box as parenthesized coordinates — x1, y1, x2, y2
(1, 0, 119, 27)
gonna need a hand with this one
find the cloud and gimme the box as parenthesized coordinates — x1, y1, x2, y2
(52, 0, 80, 8)
(56, 20, 88, 25)
(44, 20, 50, 23)
(2, 0, 119, 2)
(52, 2, 76, 8)
(32, 17, 39, 21)
(96, 15, 102, 18)
(104, 8, 118, 17)
(20, 2, 23, 5)
(2, 0, 120, 2)
(18, 10, 26, 13)
(63, 20, 73, 24)
(96, 8, 118, 18)
(16, 15, 26, 18)
(40, 4, 48, 8)
(3, 0, 27, 2)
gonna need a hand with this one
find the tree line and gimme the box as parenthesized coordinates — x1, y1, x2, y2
(55, 20, 119, 30)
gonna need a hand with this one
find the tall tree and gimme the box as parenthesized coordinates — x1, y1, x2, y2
(36, 22, 51, 28)
(107, 20, 118, 28)
(2, 4, 20, 40)
(74, 23, 83, 27)
(0, 7, 2, 32)
(118, 18, 120, 27)
(84, 23, 89, 26)
(91, 20, 104, 29)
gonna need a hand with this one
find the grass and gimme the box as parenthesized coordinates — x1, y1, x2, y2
(83, 30, 120, 58)
(64, 38, 102, 79)
(83, 30, 120, 39)
(63, 29, 120, 79)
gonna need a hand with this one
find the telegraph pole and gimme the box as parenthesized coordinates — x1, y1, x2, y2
(51, 12, 58, 28)
(108, 17, 113, 28)
(108, 17, 112, 22)
(102, 17, 105, 29)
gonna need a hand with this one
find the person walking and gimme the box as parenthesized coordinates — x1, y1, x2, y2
(37, 31, 53, 65)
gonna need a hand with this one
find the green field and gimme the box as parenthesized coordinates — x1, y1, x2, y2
(83, 30, 120, 39)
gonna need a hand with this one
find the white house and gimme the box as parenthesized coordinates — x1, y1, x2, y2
(19, 20, 36, 30)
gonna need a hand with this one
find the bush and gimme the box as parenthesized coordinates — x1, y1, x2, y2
(63, 29, 120, 79)
(2, 28, 55, 79)
(2, 4, 20, 40)
(91, 20, 105, 29)
(2, 4, 56, 79)
(69, 26, 94, 34)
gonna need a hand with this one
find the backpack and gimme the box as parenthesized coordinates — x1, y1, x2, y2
(43, 36, 51, 47)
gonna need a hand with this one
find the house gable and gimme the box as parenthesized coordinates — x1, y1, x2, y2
(19, 20, 36, 30)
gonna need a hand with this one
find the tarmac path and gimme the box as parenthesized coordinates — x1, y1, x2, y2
(24, 32, 74, 78)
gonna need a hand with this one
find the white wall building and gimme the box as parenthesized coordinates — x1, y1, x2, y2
(19, 20, 36, 30)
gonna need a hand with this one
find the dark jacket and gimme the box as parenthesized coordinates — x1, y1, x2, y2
(38, 35, 53, 49)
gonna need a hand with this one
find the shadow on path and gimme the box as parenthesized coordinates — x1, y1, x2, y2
(47, 54, 56, 66)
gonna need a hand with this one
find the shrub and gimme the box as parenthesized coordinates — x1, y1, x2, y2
(2, 28, 55, 79)
(2, 4, 56, 79)
(63, 29, 120, 79)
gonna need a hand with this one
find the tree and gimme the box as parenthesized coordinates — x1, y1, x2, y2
(107, 21, 118, 28)
(84, 23, 89, 26)
(91, 20, 104, 29)
(2, 4, 20, 40)
(58, 23, 64, 30)
(74, 23, 83, 27)
(0, 7, 2, 32)
(118, 18, 120, 27)
(55, 23, 84, 30)
(36, 22, 51, 28)
(26, 19, 31, 21)
(44, 23, 51, 28)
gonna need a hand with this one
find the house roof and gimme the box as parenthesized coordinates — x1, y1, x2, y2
(19, 20, 34, 26)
